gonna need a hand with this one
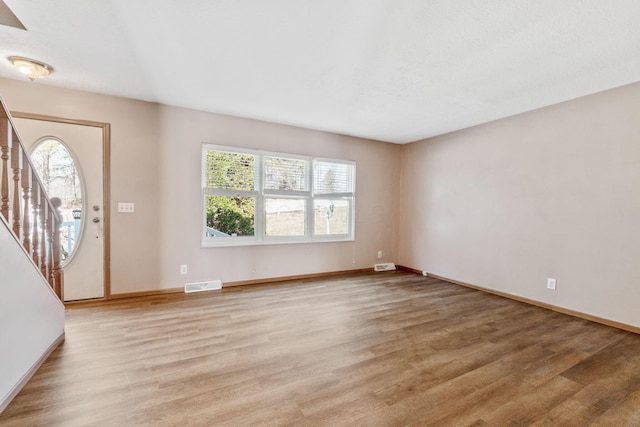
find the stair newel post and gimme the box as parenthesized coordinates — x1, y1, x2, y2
(48, 204, 55, 288)
(40, 190, 49, 278)
(51, 197, 64, 299)
(0, 117, 10, 222)
(11, 138, 23, 237)
(47, 200, 58, 294)
(31, 170, 41, 268)
(21, 161, 32, 254)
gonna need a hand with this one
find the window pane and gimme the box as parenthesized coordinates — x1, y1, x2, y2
(264, 156, 307, 191)
(205, 151, 255, 190)
(265, 198, 305, 236)
(314, 199, 350, 235)
(313, 161, 354, 194)
(206, 195, 255, 237)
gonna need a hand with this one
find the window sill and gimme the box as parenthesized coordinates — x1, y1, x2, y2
(201, 235, 355, 248)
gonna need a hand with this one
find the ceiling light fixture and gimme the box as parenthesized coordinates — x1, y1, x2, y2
(8, 56, 54, 80)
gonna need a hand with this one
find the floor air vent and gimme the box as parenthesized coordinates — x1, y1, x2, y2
(184, 280, 222, 293)
(374, 262, 396, 272)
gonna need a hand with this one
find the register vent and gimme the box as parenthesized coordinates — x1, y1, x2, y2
(185, 280, 222, 293)
(374, 263, 396, 272)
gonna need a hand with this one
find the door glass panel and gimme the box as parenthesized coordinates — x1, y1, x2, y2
(30, 138, 83, 263)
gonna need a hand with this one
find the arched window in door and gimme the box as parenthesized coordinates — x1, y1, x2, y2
(30, 138, 84, 263)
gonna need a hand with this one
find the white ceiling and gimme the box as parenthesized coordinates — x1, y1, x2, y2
(1, 1, 639, 144)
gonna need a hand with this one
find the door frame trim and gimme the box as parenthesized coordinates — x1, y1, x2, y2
(11, 111, 112, 299)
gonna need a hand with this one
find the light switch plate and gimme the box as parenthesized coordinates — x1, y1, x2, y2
(118, 202, 135, 213)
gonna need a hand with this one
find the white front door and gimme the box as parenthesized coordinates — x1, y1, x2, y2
(14, 117, 105, 301)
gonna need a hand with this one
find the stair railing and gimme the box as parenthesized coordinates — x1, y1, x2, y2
(0, 96, 64, 300)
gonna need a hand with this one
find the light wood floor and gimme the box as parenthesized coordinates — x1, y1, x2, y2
(2, 271, 640, 426)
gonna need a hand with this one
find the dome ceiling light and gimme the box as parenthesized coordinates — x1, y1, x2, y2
(8, 56, 54, 80)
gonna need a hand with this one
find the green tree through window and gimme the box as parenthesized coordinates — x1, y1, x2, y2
(205, 151, 255, 236)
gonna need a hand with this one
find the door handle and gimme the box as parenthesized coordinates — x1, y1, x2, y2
(92, 217, 101, 223)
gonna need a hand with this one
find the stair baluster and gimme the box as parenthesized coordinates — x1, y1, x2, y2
(0, 97, 64, 300)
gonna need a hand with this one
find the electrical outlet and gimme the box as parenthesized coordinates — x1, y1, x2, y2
(180, 264, 188, 275)
(547, 278, 557, 290)
(377, 251, 383, 259)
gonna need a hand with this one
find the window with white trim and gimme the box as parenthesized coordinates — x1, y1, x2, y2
(202, 144, 355, 246)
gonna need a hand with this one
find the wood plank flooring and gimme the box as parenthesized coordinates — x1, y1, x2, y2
(2, 271, 640, 426)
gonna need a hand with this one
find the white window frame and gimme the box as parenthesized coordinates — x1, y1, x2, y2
(202, 144, 355, 247)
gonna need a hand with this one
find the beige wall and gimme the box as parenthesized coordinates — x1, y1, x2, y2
(5, 76, 639, 329)
(0, 78, 401, 294)
(399, 81, 640, 328)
